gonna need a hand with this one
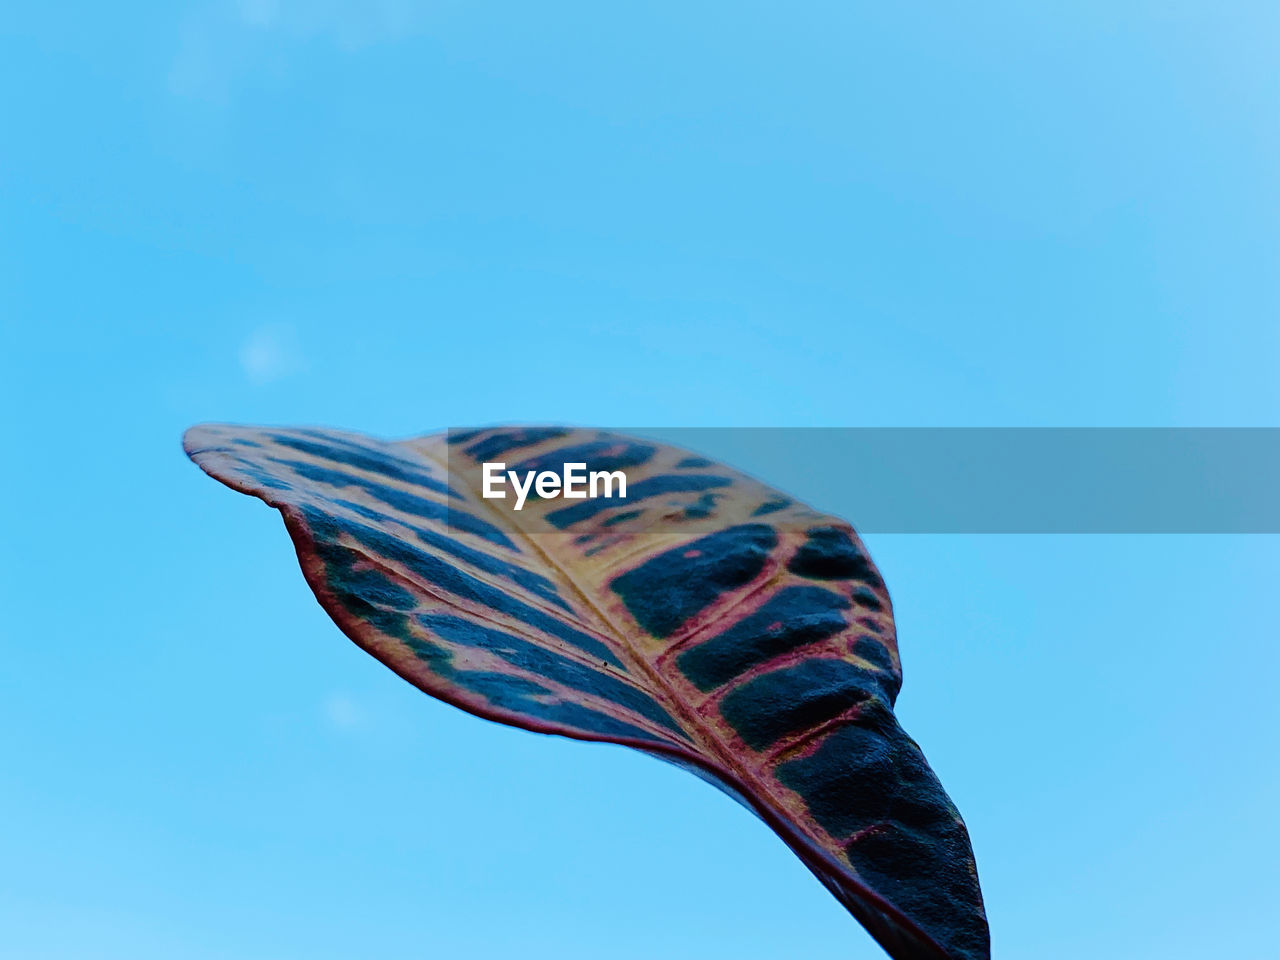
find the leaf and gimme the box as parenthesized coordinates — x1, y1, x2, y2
(184, 423, 988, 960)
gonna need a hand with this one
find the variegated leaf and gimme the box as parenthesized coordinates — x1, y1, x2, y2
(184, 424, 988, 960)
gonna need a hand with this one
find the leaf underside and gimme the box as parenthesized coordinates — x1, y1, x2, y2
(184, 423, 988, 960)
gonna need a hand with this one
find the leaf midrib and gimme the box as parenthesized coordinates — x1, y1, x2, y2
(417, 438, 818, 851)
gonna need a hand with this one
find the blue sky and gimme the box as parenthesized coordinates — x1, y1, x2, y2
(2, 3, 1278, 958)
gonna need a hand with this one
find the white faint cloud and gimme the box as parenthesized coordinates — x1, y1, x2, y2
(236, 0, 421, 46)
(324, 693, 364, 730)
(236, 0, 282, 28)
(169, 0, 428, 101)
(239, 323, 306, 384)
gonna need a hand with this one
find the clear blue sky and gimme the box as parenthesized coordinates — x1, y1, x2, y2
(3, 4, 1278, 958)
